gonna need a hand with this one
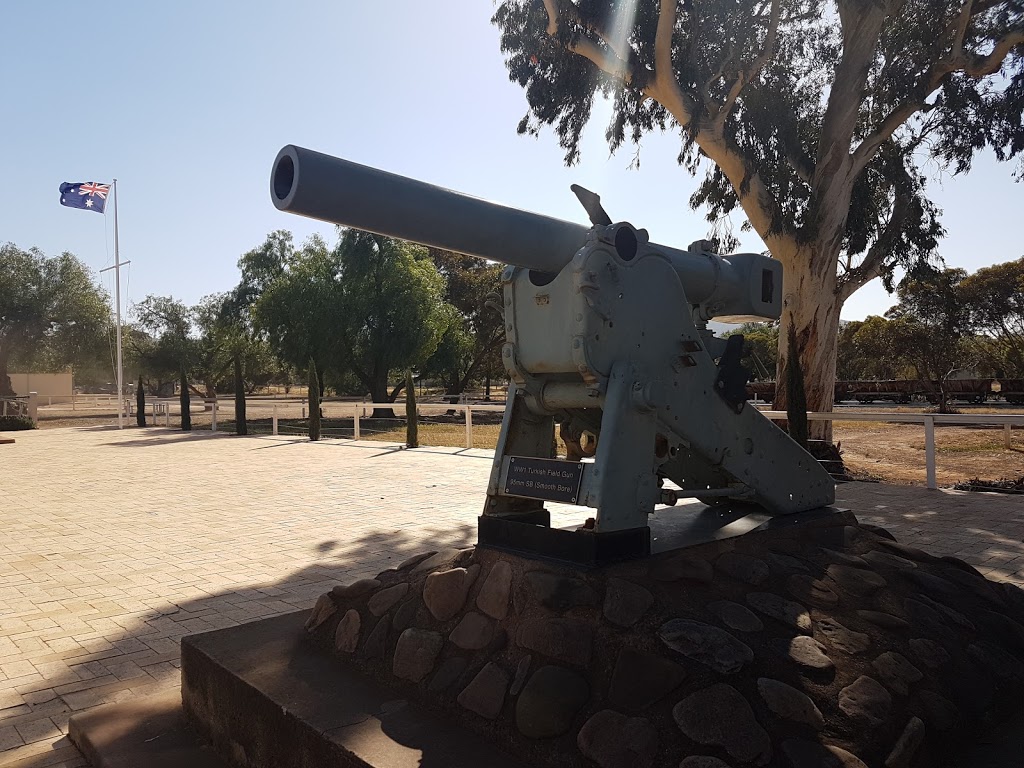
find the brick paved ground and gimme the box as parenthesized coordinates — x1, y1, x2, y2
(1, 427, 1022, 767)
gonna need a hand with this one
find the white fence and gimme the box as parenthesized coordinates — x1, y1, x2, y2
(760, 410, 1024, 490)
(120, 397, 1023, 490)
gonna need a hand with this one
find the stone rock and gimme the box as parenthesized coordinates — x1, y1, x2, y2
(915, 593, 975, 630)
(516, 618, 593, 667)
(856, 610, 910, 631)
(604, 578, 654, 627)
(397, 551, 436, 570)
(423, 565, 480, 621)
(715, 553, 770, 586)
(904, 599, 957, 646)
(781, 740, 869, 768)
(332, 578, 381, 601)
(659, 619, 753, 674)
(449, 611, 494, 651)
(367, 583, 409, 617)
(838, 676, 892, 726)
(909, 638, 950, 669)
(863, 550, 917, 570)
(939, 554, 985, 578)
(787, 575, 840, 607)
(305, 593, 337, 632)
(608, 647, 687, 711)
(392, 628, 443, 682)
(428, 656, 468, 693)
(510, 654, 531, 696)
(913, 567, 972, 601)
(769, 636, 833, 671)
(707, 601, 763, 633)
(334, 609, 360, 653)
(475, 560, 512, 620)
(457, 662, 508, 720)
(523, 571, 597, 612)
(412, 549, 461, 573)
(814, 617, 870, 655)
(392, 597, 421, 631)
(767, 552, 810, 574)
(746, 592, 811, 633)
(872, 652, 923, 695)
(516, 665, 590, 739)
(679, 758, 732, 768)
(878, 539, 939, 564)
(968, 641, 1024, 682)
(649, 554, 713, 583)
(918, 690, 958, 731)
(819, 548, 870, 568)
(826, 563, 887, 595)
(943, 568, 1005, 608)
(577, 709, 659, 768)
(757, 677, 824, 730)
(672, 683, 771, 765)
(860, 523, 898, 542)
(886, 717, 925, 768)
(361, 614, 390, 660)
(979, 610, 1024, 655)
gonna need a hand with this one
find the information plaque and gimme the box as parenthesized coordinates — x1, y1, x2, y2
(503, 456, 585, 504)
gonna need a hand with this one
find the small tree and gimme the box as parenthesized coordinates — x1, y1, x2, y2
(784, 326, 808, 451)
(136, 374, 146, 427)
(179, 365, 191, 431)
(405, 370, 419, 448)
(233, 355, 247, 436)
(308, 357, 321, 442)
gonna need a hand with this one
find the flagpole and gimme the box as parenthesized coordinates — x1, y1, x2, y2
(99, 180, 126, 429)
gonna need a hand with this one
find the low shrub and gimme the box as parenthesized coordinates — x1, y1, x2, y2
(0, 415, 35, 431)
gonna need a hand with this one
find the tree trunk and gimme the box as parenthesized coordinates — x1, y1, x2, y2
(0, 351, 13, 398)
(370, 370, 396, 419)
(136, 374, 146, 427)
(180, 366, 192, 431)
(773, 243, 843, 442)
(234, 355, 247, 436)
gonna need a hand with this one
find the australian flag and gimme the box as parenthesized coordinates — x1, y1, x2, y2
(59, 182, 109, 214)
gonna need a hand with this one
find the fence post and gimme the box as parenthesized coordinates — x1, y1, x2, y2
(165, 403, 170, 427)
(353, 405, 360, 440)
(465, 405, 473, 449)
(48, 396, 52, 407)
(1006, 423, 1013, 450)
(28, 392, 38, 425)
(211, 399, 218, 433)
(272, 404, 278, 436)
(924, 416, 937, 490)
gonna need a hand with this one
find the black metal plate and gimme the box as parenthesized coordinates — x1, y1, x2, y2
(503, 456, 584, 504)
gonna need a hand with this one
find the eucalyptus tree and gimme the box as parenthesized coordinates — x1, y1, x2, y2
(493, 0, 1023, 430)
(0, 243, 110, 396)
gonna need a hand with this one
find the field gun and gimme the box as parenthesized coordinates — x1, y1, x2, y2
(271, 145, 835, 562)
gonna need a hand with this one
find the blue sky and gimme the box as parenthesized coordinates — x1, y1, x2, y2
(2, 1, 1021, 323)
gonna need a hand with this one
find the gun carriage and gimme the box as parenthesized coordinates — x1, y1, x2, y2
(271, 145, 835, 563)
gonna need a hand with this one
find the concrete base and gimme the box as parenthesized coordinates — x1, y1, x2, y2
(68, 689, 227, 768)
(180, 610, 528, 768)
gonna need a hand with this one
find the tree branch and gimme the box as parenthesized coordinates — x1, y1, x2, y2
(715, 0, 781, 127)
(542, 0, 637, 83)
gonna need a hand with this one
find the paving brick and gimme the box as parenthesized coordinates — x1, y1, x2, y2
(4, 425, 1024, 761)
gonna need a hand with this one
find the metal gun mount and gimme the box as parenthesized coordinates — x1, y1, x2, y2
(271, 145, 835, 563)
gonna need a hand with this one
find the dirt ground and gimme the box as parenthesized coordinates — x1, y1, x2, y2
(22, 402, 1024, 489)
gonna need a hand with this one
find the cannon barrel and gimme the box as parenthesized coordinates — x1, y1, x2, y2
(271, 145, 781, 319)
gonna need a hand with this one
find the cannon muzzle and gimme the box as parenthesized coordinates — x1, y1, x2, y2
(271, 145, 782, 320)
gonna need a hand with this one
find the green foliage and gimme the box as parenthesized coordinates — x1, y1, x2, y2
(0, 415, 35, 431)
(423, 250, 505, 395)
(960, 256, 1024, 377)
(726, 322, 778, 379)
(0, 243, 111, 396)
(179, 365, 191, 431)
(307, 358, 321, 442)
(405, 370, 418, 448)
(784, 326, 808, 450)
(136, 374, 146, 427)
(252, 229, 456, 404)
